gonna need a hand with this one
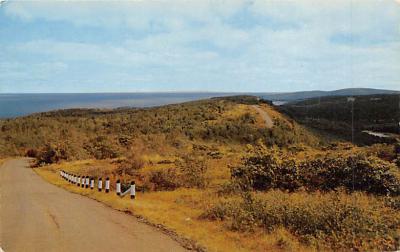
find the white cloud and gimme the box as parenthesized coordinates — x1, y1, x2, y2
(1, 0, 400, 92)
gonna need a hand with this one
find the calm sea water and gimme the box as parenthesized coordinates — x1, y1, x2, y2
(0, 93, 235, 118)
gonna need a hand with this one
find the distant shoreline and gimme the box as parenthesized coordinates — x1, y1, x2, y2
(0, 92, 239, 119)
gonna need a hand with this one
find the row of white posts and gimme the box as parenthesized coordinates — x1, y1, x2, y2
(59, 170, 136, 199)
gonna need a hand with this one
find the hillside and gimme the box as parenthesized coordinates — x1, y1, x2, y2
(261, 88, 400, 101)
(2, 96, 400, 251)
(279, 94, 400, 144)
(0, 96, 321, 160)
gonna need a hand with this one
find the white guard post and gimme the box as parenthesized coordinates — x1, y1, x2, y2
(90, 178, 94, 190)
(130, 181, 136, 199)
(105, 178, 110, 193)
(116, 180, 121, 196)
(98, 178, 102, 192)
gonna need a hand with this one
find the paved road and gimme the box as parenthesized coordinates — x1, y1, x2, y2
(0, 159, 187, 252)
(252, 105, 274, 128)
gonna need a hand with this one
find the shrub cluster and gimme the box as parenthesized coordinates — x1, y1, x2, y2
(115, 154, 144, 176)
(148, 168, 180, 191)
(35, 144, 68, 165)
(83, 136, 119, 159)
(147, 154, 209, 191)
(232, 148, 400, 195)
(201, 191, 400, 251)
(175, 154, 208, 189)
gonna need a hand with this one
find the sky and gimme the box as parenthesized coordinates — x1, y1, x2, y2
(0, 0, 399, 93)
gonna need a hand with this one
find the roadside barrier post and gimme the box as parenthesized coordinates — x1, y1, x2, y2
(90, 177, 94, 190)
(98, 178, 103, 192)
(78, 176, 81, 187)
(130, 181, 136, 199)
(85, 176, 89, 188)
(73, 175, 77, 184)
(105, 177, 110, 193)
(116, 180, 121, 196)
(81, 176, 85, 188)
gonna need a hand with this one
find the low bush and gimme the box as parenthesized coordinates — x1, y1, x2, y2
(116, 154, 144, 176)
(35, 144, 68, 165)
(232, 148, 400, 195)
(385, 196, 400, 210)
(25, 148, 38, 158)
(176, 154, 208, 189)
(84, 136, 119, 159)
(148, 168, 180, 191)
(201, 191, 400, 251)
(299, 155, 400, 195)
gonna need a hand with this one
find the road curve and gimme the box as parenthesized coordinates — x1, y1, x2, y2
(0, 159, 187, 252)
(252, 105, 274, 128)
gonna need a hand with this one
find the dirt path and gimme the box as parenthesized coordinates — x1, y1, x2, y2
(0, 158, 187, 252)
(252, 105, 274, 128)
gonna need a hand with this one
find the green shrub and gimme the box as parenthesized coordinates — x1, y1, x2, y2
(35, 144, 68, 165)
(300, 155, 400, 195)
(115, 154, 144, 176)
(84, 136, 119, 159)
(231, 150, 301, 192)
(176, 154, 208, 189)
(148, 168, 180, 191)
(232, 148, 400, 195)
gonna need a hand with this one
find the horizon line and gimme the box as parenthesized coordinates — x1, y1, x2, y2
(1, 87, 399, 95)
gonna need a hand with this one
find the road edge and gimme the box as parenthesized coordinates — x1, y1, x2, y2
(32, 166, 207, 252)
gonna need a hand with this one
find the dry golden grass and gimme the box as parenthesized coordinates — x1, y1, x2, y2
(35, 163, 315, 252)
(0, 158, 7, 167)
(210, 103, 253, 126)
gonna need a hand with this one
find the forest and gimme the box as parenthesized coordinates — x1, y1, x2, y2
(279, 94, 400, 144)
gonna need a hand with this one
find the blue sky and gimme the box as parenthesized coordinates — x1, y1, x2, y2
(0, 0, 399, 93)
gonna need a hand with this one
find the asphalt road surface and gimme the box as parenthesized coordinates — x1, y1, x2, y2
(0, 159, 187, 252)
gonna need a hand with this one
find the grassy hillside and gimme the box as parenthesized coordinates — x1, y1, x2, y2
(2, 96, 400, 251)
(0, 96, 321, 160)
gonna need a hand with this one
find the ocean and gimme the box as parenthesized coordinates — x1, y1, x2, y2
(0, 93, 235, 119)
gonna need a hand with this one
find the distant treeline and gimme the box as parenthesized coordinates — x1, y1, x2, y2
(278, 94, 400, 144)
